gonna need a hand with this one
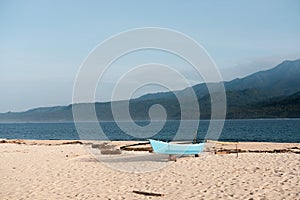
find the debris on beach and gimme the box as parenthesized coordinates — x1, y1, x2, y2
(133, 190, 164, 197)
(91, 142, 122, 155)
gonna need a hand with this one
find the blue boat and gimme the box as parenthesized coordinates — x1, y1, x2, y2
(149, 139, 205, 155)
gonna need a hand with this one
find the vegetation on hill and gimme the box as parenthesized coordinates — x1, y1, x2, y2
(1, 59, 300, 122)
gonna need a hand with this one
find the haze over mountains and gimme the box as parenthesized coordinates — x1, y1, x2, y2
(1, 59, 300, 122)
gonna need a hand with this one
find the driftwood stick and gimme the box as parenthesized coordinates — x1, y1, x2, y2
(133, 190, 164, 196)
(120, 142, 150, 150)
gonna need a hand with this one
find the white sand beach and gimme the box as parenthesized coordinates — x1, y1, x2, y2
(0, 140, 299, 199)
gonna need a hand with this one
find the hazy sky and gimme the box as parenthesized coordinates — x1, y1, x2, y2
(1, 0, 300, 112)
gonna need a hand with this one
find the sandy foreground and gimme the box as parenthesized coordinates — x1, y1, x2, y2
(0, 140, 299, 200)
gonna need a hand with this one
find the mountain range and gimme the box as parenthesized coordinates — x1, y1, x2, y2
(1, 59, 300, 122)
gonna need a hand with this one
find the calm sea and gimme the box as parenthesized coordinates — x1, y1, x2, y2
(0, 119, 299, 143)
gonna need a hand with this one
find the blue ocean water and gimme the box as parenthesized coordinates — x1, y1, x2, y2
(0, 119, 299, 143)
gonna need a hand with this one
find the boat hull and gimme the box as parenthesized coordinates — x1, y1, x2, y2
(149, 139, 204, 155)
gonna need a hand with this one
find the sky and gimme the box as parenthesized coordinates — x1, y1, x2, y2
(1, 0, 300, 112)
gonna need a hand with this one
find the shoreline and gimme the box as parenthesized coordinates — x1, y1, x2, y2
(1, 139, 300, 153)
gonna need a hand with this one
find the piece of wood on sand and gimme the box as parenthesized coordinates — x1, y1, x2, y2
(133, 190, 164, 197)
(100, 149, 122, 155)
